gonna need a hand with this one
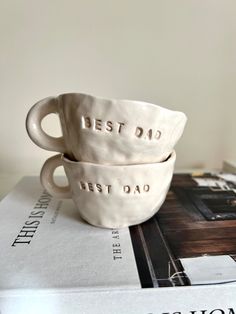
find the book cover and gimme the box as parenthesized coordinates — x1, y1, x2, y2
(0, 173, 236, 313)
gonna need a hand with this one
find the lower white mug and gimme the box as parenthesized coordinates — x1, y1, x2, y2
(40, 151, 176, 228)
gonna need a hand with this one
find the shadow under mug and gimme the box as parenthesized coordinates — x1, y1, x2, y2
(26, 93, 186, 164)
(40, 151, 176, 228)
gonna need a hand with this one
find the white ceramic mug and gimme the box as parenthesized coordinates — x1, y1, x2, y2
(40, 151, 176, 228)
(26, 93, 186, 164)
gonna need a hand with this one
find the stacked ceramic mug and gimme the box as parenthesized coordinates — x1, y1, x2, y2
(26, 93, 187, 229)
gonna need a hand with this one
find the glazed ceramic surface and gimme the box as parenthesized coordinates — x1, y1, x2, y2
(26, 93, 186, 164)
(40, 151, 176, 228)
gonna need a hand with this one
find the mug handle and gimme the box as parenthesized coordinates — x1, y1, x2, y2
(26, 96, 67, 152)
(40, 154, 72, 199)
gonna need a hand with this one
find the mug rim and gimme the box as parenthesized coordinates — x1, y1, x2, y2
(56, 92, 186, 117)
(62, 150, 176, 168)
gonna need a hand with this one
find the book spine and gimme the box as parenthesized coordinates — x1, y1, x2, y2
(0, 285, 236, 314)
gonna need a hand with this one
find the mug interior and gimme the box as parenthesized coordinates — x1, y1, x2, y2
(58, 92, 182, 112)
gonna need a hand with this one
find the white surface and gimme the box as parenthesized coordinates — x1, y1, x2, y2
(1, 285, 236, 314)
(193, 178, 223, 187)
(181, 255, 236, 285)
(193, 175, 236, 192)
(218, 173, 236, 183)
(0, 177, 140, 290)
(0, 1, 236, 174)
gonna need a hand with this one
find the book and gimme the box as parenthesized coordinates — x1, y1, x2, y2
(0, 173, 236, 314)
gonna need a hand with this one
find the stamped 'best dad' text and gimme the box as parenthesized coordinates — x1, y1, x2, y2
(81, 116, 162, 141)
(79, 181, 150, 195)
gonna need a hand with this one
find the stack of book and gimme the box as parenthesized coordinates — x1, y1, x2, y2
(0, 173, 236, 313)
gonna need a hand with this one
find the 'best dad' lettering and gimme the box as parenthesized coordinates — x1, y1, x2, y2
(81, 116, 162, 141)
(79, 181, 150, 195)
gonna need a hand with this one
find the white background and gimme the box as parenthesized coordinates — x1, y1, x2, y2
(0, 0, 235, 175)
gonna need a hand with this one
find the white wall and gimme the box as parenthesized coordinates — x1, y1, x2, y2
(0, 0, 235, 175)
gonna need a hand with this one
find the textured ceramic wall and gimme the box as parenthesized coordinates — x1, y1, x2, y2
(0, 0, 235, 174)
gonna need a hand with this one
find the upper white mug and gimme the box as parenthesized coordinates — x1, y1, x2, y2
(26, 93, 187, 164)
